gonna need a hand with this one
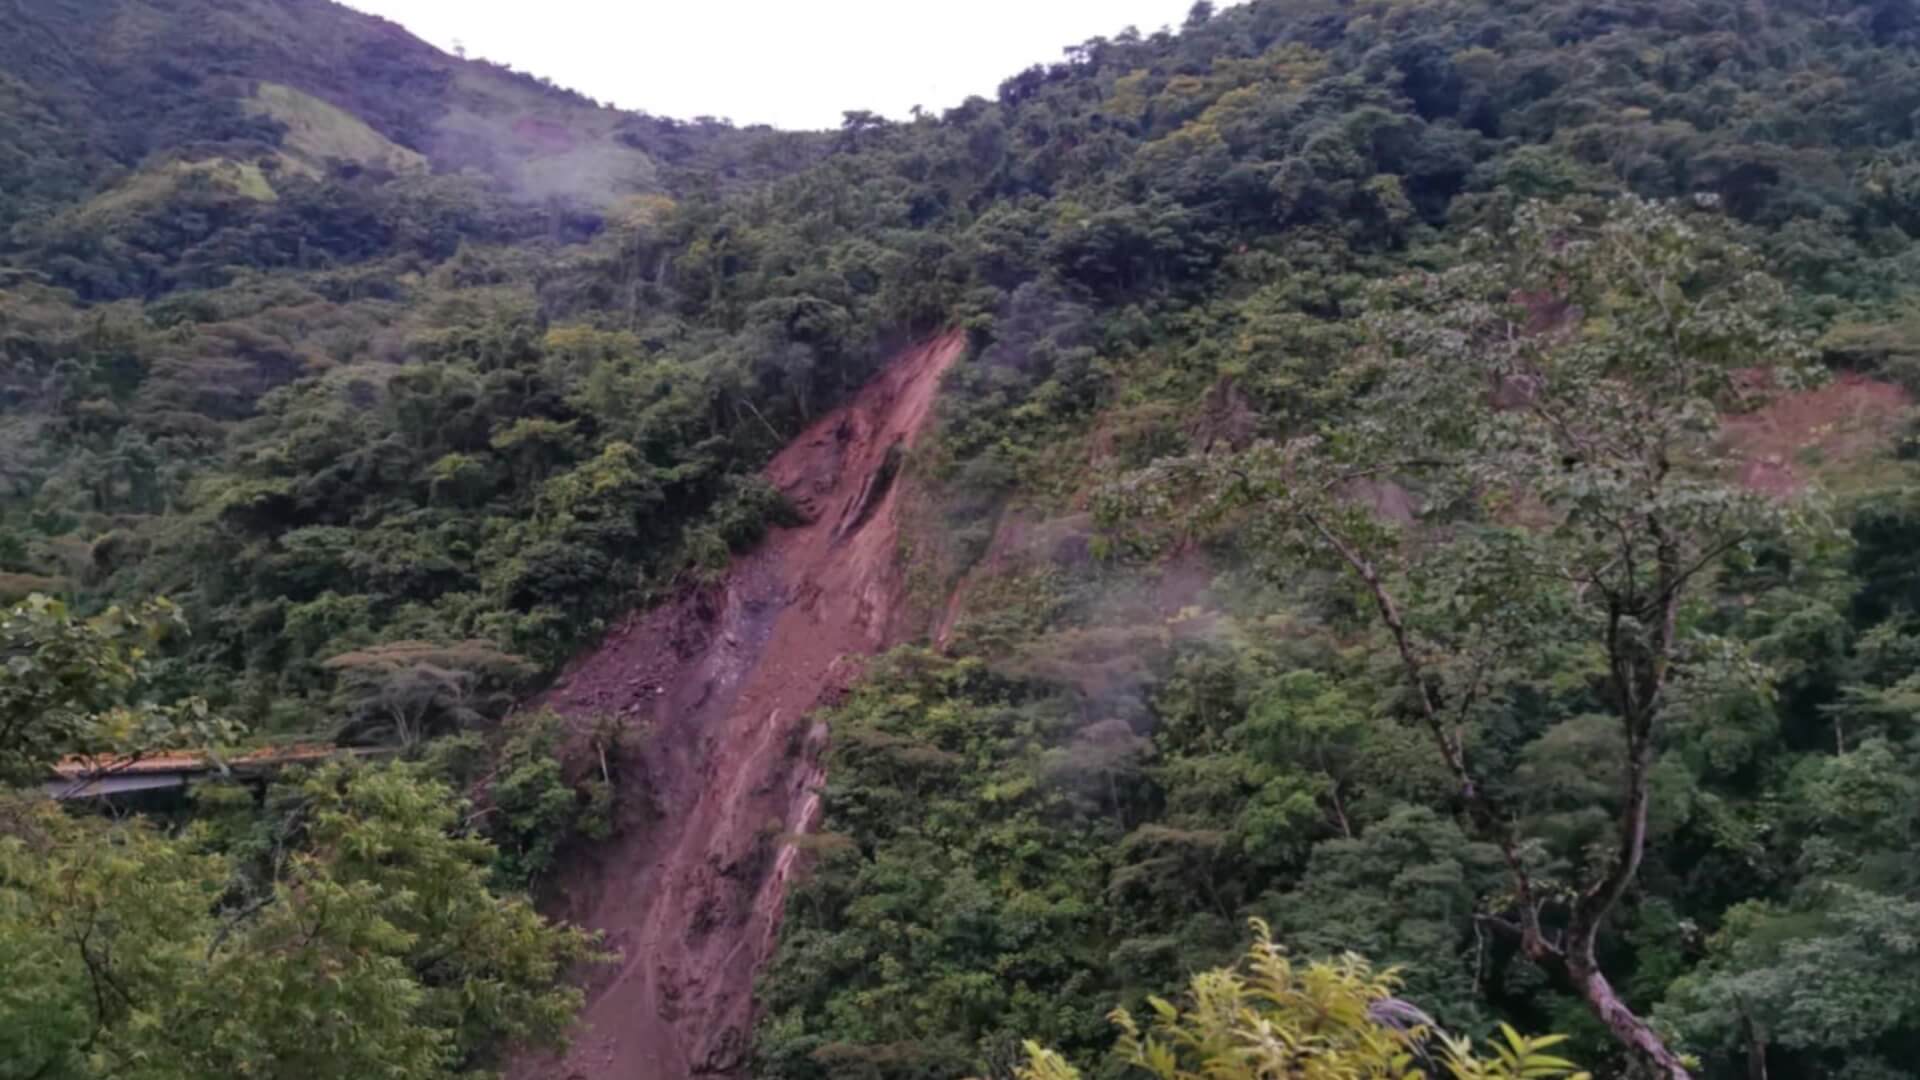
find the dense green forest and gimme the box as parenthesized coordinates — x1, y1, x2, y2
(8, 0, 1920, 1076)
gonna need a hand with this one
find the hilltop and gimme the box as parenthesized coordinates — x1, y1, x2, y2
(0, 0, 823, 301)
(1, 0, 816, 215)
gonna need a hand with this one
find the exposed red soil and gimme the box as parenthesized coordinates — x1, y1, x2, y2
(511, 116, 580, 154)
(512, 331, 965, 1080)
(1724, 373, 1911, 494)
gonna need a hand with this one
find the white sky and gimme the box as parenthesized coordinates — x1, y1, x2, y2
(342, 0, 1207, 130)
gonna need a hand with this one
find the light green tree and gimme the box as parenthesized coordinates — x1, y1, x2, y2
(0, 762, 594, 1079)
(1010, 919, 1588, 1080)
(0, 594, 229, 784)
(0, 596, 593, 1078)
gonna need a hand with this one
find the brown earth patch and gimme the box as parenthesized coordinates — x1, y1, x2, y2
(1724, 373, 1911, 495)
(511, 331, 965, 1080)
(511, 115, 579, 154)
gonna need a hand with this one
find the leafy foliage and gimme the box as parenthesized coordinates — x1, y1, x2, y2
(0, 592, 595, 1079)
(0, 594, 228, 783)
(429, 707, 627, 888)
(0, 764, 595, 1080)
(1012, 920, 1588, 1080)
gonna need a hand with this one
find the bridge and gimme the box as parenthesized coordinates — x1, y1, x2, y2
(46, 744, 371, 800)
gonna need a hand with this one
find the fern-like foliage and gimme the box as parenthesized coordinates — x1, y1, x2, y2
(1012, 920, 1591, 1080)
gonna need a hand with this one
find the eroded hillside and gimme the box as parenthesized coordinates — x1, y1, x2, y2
(513, 331, 964, 1080)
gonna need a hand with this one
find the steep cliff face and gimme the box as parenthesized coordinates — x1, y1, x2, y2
(513, 331, 965, 1080)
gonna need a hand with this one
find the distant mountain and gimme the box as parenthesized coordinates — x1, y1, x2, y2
(0, 0, 822, 282)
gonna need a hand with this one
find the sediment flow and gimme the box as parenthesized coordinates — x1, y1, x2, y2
(514, 331, 965, 1080)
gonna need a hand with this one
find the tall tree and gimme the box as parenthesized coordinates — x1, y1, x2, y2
(323, 640, 533, 749)
(1108, 198, 1817, 1077)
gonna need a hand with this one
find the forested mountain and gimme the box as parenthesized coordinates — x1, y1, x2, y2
(0, 0, 821, 299)
(7, 0, 1920, 1078)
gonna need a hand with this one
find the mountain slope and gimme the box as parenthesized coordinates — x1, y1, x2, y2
(515, 331, 963, 1080)
(10, 2, 1920, 1079)
(0, 0, 816, 231)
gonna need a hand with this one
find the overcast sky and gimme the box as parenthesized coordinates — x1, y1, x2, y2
(342, 0, 1208, 130)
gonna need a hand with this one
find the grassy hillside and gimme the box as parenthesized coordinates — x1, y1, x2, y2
(245, 81, 429, 178)
(7, 0, 1920, 1077)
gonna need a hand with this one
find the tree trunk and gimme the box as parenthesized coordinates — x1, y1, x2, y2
(1566, 950, 1692, 1080)
(1311, 513, 1693, 1079)
(1732, 992, 1769, 1080)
